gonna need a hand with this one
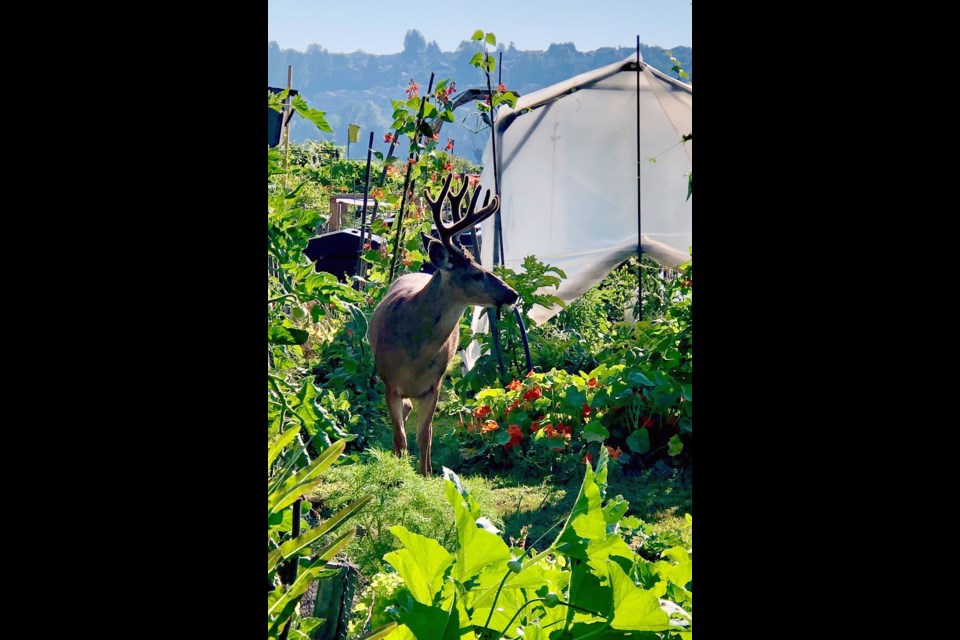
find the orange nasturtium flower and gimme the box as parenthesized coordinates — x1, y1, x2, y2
(473, 405, 492, 419)
(506, 379, 523, 391)
(587, 377, 598, 388)
(606, 445, 622, 460)
(481, 420, 499, 434)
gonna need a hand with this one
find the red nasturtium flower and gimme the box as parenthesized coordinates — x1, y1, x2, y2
(581, 403, 592, 420)
(481, 420, 499, 434)
(473, 405, 492, 419)
(505, 424, 524, 450)
(530, 421, 541, 433)
(523, 386, 542, 402)
(542, 424, 557, 438)
(587, 377, 598, 388)
(384, 133, 395, 143)
(639, 416, 654, 429)
(506, 379, 523, 391)
(582, 451, 593, 464)
(444, 162, 454, 171)
(606, 445, 622, 459)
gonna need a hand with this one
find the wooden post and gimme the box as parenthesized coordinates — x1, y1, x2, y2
(297, 560, 360, 640)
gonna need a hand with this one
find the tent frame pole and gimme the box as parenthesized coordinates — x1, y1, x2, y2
(636, 36, 644, 321)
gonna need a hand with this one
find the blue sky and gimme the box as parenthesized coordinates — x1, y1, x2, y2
(268, 0, 691, 54)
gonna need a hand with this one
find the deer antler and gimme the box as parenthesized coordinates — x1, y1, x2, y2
(423, 172, 499, 247)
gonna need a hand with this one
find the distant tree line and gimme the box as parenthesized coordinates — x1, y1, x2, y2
(269, 29, 692, 162)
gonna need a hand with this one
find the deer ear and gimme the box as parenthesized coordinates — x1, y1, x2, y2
(425, 234, 450, 270)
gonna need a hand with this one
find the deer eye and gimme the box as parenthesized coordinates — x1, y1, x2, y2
(471, 273, 483, 281)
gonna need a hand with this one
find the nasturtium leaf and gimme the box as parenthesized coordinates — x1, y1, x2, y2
(668, 435, 684, 456)
(626, 429, 650, 454)
(582, 422, 609, 443)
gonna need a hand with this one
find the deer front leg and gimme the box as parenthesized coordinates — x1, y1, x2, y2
(385, 385, 410, 457)
(415, 385, 440, 476)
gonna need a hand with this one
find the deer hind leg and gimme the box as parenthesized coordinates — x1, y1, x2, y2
(385, 385, 409, 457)
(415, 385, 440, 477)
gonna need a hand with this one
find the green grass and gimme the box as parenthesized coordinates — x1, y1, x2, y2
(308, 411, 691, 580)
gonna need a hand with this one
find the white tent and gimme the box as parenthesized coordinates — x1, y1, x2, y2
(463, 55, 692, 369)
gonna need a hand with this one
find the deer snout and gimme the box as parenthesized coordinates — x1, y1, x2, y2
(498, 284, 519, 308)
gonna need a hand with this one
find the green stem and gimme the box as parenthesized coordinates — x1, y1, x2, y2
(497, 598, 607, 640)
(268, 375, 300, 426)
(268, 293, 299, 305)
(494, 598, 546, 639)
(482, 569, 512, 634)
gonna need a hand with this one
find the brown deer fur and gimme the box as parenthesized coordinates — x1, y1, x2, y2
(368, 173, 518, 475)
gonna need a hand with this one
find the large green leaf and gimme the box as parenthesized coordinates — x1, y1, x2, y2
(267, 496, 371, 572)
(654, 546, 692, 588)
(444, 471, 511, 582)
(291, 95, 332, 132)
(269, 324, 309, 345)
(268, 425, 301, 471)
(267, 439, 345, 516)
(384, 526, 454, 605)
(607, 561, 671, 631)
(396, 599, 455, 640)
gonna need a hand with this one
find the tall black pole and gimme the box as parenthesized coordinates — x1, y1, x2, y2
(636, 35, 644, 321)
(355, 131, 375, 286)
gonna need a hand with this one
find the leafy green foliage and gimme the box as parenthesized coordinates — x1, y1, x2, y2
(307, 448, 502, 580)
(267, 438, 370, 638)
(370, 457, 691, 639)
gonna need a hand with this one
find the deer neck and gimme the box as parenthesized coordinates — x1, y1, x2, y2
(407, 270, 467, 348)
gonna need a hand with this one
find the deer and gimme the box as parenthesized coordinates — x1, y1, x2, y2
(368, 172, 519, 476)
